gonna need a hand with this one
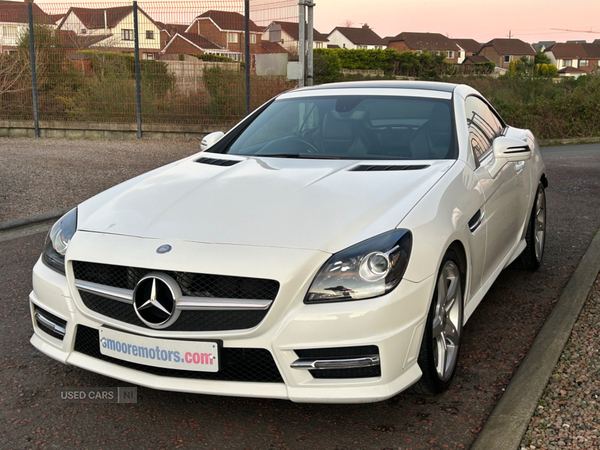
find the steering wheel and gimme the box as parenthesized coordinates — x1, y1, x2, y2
(258, 136, 321, 155)
(283, 136, 321, 154)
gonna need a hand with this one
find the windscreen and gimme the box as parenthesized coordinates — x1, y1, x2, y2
(218, 95, 456, 160)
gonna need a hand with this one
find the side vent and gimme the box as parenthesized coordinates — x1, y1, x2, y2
(196, 157, 241, 167)
(350, 164, 430, 172)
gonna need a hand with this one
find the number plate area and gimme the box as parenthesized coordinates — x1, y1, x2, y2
(99, 327, 219, 372)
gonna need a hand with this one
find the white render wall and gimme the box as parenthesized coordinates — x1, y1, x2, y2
(326, 29, 381, 50)
(59, 11, 160, 50)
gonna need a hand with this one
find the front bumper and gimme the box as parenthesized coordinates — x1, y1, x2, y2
(30, 232, 435, 403)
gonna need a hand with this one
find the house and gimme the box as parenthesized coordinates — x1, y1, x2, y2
(544, 42, 600, 73)
(477, 38, 535, 69)
(161, 32, 222, 57)
(452, 38, 482, 64)
(326, 25, 385, 50)
(155, 22, 188, 49)
(557, 66, 587, 79)
(262, 21, 328, 52)
(0, 0, 54, 51)
(387, 32, 460, 63)
(260, 40, 288, 54)
(185, 10, 263, 61)
(57, 6, 161, 59)
(462, 55, 492, 65)
(532, 41, 555, 52)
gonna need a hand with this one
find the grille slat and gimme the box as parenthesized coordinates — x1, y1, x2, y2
(74, 325, 283, 383)
(72, 261, 279, 332)
(79, 291, 269, 331)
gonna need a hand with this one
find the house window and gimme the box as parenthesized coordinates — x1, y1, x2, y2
(357, 45, 367, 49)
(122, 29, 134, 41)
(1, 25, 17, 37)
(315, 42, 323, 48)
(81, 29, 87, 35)
(564, 59, 572, 67)
(146, 30, 154, 40)
(250, 34, 256, 44)
(447, 50, 455, 59)
(228, 33, 238, 43)
(143, 53, 157, 60)
(504, 55, 512, 63)
(580, 60, 589, 67)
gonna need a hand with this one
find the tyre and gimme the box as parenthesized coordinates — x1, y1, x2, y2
(519, 182, 546, 270)
(414, 249, 464, 395)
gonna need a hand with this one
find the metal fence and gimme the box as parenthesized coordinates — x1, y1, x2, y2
(0, 0, 299, 133)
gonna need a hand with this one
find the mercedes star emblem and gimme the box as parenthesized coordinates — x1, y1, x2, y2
(156, 244, 172, 254)
(132, 273, 182, 329)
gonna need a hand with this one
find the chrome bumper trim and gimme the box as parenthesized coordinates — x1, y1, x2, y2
(290, 355, 380, 370)
(35, 312, 66, 336)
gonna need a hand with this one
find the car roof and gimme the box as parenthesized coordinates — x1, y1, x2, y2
(295, 80, 458, 94)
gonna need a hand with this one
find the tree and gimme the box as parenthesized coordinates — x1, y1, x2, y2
(340, 19, 355, 27)
(534, 50, 552, 65)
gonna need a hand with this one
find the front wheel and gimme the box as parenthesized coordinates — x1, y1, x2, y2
(414, 250, 464, 395)
(519, 182, 546, 270)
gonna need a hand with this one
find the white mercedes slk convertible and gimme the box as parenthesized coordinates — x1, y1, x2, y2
(30, 81, 547, 403)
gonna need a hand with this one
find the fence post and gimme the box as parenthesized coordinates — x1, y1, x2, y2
(133, 1, 142, 138)
(26, 0, 40, 138)
(244, 0, 250, 116)
(298, 2, 305, 87)
(306, 2, 314, 86)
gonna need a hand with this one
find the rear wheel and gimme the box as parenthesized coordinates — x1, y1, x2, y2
(414, 250, 464, 395)
(519, 183, 546, 270)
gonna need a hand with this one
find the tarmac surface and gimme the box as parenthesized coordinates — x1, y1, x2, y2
(1, 138, 600, 449)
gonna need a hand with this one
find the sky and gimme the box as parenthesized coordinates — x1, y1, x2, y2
(35, 0, 600, 44)
(313, 0, 600, 43)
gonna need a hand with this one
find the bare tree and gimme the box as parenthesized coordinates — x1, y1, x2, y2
(341, 19, 355, 27)
(0, 50, 30, 96)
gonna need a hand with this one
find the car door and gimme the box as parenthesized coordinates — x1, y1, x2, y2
(466, 96, 530, 285)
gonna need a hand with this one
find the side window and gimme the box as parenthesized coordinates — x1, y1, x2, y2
(465, 96, 503, 162)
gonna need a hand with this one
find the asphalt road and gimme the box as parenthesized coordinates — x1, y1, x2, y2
(1, 143, 600, 449)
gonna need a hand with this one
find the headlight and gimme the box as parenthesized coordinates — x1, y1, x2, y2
(42, 208, 77, 275)
(305, 229, 412, 304)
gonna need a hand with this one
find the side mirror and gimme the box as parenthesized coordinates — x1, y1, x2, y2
(487, 136, 532, 178)
(200, 131, 225, 151)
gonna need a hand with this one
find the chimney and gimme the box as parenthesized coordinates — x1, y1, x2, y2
(362, 24, 370, 29)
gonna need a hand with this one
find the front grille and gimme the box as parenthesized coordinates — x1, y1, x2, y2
(34, 306, 67, 341)
(73, 261, 279, 300)
(74, 325, 284, 383)
(79, 291, 268, 332)
(72, 261, 279, 332)
(295, 345, 381, 379)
